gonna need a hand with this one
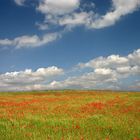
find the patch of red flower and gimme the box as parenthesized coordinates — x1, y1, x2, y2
(80, 102, 106, 114)
(0, 99, 40, 107)
(72, 124, 81, 129)
(86, 102, 105, 110)
(75, 124, 80, 129)
(134, 138, 140, 140)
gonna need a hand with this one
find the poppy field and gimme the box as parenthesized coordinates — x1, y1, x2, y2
(0, 90, 140, 140)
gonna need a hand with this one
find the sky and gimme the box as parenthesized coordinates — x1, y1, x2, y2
(0, 0, 140, 91)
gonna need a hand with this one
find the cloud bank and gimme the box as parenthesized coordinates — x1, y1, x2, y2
(47, 49, 140, 90)
(0, 66, 63, 91)
(0, 49, 140, 91)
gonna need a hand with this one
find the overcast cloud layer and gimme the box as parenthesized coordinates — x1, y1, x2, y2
(0, 0, 140, 48)
(0, 49, 140, 91)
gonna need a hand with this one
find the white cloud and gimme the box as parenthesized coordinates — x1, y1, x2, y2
(37, 0, 80, 15)
(7, 0, 140, 49)
(78, 55, 129, 69)
(46, 70, 118, 90)
(0, 33, 61, 48)
(0, 49, 140, 91)
(0, 39, 14, 46)
(46, 49, 140, 90)
(35, 0, 140, 33)
(128, 49, 140, 66)
(59, 12, 94, 28)
(78, 49, 140, 76)
(14, 0, 26, 6)
(90, 0, 140, 28)
(0, 66, 63, 91)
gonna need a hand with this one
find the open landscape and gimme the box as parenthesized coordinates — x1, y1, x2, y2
(0, 91, 140, 140)
(0, 0, 140, 140)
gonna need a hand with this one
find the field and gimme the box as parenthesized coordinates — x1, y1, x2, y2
(0, 90, 140, 140)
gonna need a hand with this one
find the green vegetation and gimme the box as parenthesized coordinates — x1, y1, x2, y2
(0, 91, 140, 140)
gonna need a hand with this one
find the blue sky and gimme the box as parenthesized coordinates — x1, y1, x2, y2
(0, 0, 140, 91)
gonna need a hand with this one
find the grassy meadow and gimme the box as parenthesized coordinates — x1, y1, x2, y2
(0, 90, 140, 140)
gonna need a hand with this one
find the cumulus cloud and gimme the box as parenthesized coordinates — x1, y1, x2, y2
(46, 49, 140, 90)
(78, 55, 129, 69)
(78, 49, 140, 76)
(36, 2, 94, 29)
(36, 0, 140, 29)
(0, 49, 140, 91)
(128, 48, 140, 65)
(46, 70, 119, 90)
(59, 0, 140, 29)
(0, 33, 61, 48)
(37, 0, 80, 15)
(0, 39, 13, 46)
(0, 66, 63, 91)
(3, 0, 140, 49)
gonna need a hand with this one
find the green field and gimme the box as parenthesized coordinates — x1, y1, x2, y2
(0, 91, 140, 140)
